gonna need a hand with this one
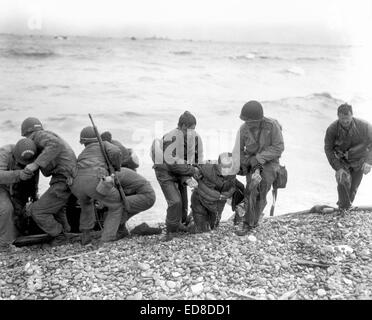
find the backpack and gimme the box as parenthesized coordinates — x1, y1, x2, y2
(273, 165, 288, 189)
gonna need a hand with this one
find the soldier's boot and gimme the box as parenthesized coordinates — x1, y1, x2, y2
(177, 222, 188, 233)
(50, 232, 67, 247)
(54, 209, 71, 233)
(116, 223, 130, 240)
(160, 224, 179, 242)
(235, 223, 253, 236)
(81, 229, 92, 246)
(161, 231, 177, 242)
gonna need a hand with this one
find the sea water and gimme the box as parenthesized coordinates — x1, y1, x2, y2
(1, 34, 371, 225)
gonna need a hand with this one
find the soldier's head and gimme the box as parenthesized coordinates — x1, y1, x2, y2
(178, 111, 196, 134)
(13, 138, 38, 166)
(21, 117, 43, 137)
(101, 131, 112, 143)
(240, 101, 264, 128)
(80, 126, 98, 146)
(218, 152, 234, 176)
(337, 103, 353, 128)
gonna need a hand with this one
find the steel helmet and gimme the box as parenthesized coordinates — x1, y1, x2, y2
(21, 117, 43, 136)
(80, 126, 98, 144)
(240, 101, 264, 121)
(13, 138, 37, 165)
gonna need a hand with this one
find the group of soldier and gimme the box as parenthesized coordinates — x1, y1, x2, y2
(1, 100, 372, 251)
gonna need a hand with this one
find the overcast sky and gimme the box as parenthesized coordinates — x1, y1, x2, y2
(1, 0, 372, 44)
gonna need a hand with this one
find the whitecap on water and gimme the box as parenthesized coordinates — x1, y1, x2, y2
(285, 66, 305, 76)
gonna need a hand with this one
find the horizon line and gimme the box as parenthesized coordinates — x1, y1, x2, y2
(0, 32, 357, 48)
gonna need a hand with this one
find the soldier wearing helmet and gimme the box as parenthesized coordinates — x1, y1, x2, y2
(20, 117, 77, 246)
(71, 126, 155, 245)
(0, 138, 39, 251)
(231, 101, 284, 235)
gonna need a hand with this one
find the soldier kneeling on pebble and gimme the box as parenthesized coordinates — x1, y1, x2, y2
(188, 152, 237, 233)
(71, 127, 156, 245)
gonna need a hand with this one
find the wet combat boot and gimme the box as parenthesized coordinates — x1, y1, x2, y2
(50, 232, 67, 247)
(116, 223, 130, 240)
(54, 209, 71, 233)
(235, 223, 253, 236)
(177, 222, 188, 233)
(81, 229, 92, 245)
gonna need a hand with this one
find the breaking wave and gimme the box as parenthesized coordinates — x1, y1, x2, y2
(3, 47, 56, 59)
(263, 92, 344, 116)
(229, 53, 256, 60)
(295, 57, 333, 62)
(283, 66, 305, 75)
(229, 54, 333, 62)
(170, 51, 193, 55)
(1, 120, 17, 130)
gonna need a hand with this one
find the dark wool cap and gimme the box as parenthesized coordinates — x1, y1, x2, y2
(101, 131, 112, 142)
(240, 101, 264, 121)
(14, 138, 37, 165)
(178, 111, 197, 128)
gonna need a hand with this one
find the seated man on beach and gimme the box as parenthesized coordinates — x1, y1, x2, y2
(71, 126, 156, 245)
(324, 103, 372, 213)
(231, 101, 284, 236)
(101, 131, 139, 171)
(188, 153, 237, 233)
(0, 138, 39, 252)
(151, 111, 203, 241)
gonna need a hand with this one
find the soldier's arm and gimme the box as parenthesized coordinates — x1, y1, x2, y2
(257, 122, 284, 163)
(221, 184, 236, 199)
(324, 124, 342, 171)
(197, 180, 221, 199)
(195, 134, 204, 164)
(168, 163, 196, 176)
(32, 131, 63, 169)
(231, 127, 245, 174)
(365, 121, 372, 164)
(0, 148, 22, 184)
(31, 170, 40, 201)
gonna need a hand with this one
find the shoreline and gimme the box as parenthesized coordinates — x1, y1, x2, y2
(1, 208, 371, 300)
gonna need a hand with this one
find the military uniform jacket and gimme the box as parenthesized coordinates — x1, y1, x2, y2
(195, 163, 236, 213)
(324, 117, 372, 171)
(76, 141, 121, 175)
(152, 128, 203, 183)
(0, 144, 39, 200)
(28, 130, 77, 182)
(232, 117, 284, 174)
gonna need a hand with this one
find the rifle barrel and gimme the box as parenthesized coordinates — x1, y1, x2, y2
(88, 114, 130, 215)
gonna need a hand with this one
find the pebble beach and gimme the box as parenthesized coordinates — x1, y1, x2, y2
(1, 209, 371, 300)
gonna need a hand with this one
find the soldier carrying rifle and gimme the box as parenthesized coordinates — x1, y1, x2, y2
(71, 119, 155, 245)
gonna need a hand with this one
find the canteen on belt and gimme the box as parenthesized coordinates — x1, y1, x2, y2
(96, 175, 115, 196)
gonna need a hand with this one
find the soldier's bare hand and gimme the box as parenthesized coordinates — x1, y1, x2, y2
(186, 177, 198, 189)
(251, 170, 262, 185)
(362, 163, 371, 175)
(25, 162, 39, 173)
(19, 169, 34, 181)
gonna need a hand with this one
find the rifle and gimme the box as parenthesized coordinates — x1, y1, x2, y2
(88, 114, 130, 222)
